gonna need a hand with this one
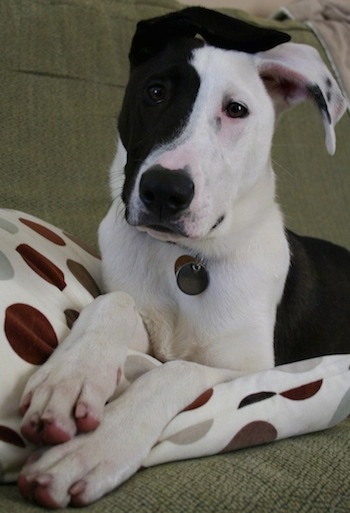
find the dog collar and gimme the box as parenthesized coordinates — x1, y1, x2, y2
(175, 255, 209, 295)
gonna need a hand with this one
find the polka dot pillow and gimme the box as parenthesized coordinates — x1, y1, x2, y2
(1, 208, 350, 483)
(144, 353, 350, 468)
(0, 209, 103, 481)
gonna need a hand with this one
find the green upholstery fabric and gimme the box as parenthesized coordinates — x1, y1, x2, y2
(1, 0, 349, 511)
(2, 421, 350, 512)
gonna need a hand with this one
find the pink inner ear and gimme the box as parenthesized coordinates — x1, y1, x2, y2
(260, 67, 308, 106)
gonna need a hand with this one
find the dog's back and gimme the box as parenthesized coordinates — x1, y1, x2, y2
(275, 231, 350, 364)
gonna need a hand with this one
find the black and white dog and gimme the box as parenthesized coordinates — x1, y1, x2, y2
(18, 8, 349, 508)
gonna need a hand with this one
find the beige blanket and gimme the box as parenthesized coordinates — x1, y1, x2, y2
(276, 0, 350, 108)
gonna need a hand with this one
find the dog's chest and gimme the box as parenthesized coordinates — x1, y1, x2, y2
(141, 270, 276, 371)
(100, 203, 288, 372)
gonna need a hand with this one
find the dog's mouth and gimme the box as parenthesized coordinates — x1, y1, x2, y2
(211, 215, 225, 231)
(137, 222, 186, 241)
(133, 215, 225, 242)
(146, 224, 177, 234)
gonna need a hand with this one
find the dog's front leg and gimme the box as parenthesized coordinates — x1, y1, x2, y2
(18, 361, 237, 508)
(20, 291, 149, 445)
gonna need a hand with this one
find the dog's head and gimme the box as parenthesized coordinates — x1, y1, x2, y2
(115, 7, 346, 252)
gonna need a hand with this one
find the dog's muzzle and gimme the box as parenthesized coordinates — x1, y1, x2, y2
(137, 165, 195, 235)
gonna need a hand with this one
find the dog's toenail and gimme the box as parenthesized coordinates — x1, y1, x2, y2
(30, 413, 41, 426)
(35, 474, 52, 486)
(19, 393, 32, 416)
(75, 403, 88, 419)
(69, 480, 86, 496)
(117, 367, 122, 385)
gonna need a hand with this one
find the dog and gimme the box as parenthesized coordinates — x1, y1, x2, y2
(17, 7, 349, 508)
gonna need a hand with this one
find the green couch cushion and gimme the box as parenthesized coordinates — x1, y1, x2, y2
(1, 419, 350, 512)
(1, 0, 182, 247)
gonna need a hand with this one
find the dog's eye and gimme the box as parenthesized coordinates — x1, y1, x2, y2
(147, 84, 166, 103)
(225, 102, 249, 119)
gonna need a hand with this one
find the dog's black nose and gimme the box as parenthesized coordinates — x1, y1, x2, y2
(140, 166, 194, 219)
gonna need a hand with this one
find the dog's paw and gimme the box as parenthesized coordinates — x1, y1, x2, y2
(19, 356, 122, 446)
(17, 438, 132, 508)
(19, 293, 142, 446)
(18, 401, 148, 508)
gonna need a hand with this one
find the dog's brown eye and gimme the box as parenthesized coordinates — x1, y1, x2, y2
(147, 84, 166, 103)
(225, 102, 249, 119)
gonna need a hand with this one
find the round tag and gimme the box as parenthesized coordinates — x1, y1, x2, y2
(175, 255, 209, 295)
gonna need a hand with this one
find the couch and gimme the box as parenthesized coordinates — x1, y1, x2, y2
(1, 0, 349, 511)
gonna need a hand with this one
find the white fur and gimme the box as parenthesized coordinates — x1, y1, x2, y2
(18, 42, 346, 507)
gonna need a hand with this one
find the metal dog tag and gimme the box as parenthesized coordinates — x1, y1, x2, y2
(175, 255, 209, 295)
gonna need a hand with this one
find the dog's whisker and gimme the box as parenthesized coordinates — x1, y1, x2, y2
(271, 158, 295, 179)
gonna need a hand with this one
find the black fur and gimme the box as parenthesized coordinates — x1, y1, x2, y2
(274, 231, 350, 364)
(119, 38, 202, 213)
(129, 7, 290, 69)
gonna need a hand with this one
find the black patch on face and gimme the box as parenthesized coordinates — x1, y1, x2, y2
(118, 38, 202, 208)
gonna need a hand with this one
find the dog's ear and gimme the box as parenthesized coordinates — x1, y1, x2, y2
(257, 42, 347, 155)
(129, 7, 290, 69)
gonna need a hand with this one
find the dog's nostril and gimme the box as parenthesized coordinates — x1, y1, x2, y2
(140, 165, 194, 219)
(142, 190, 156, 206)
(168, 192, 191, 210)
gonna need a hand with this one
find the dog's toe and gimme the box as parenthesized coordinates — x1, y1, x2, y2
(21, 410, 75, 446)
(41, 420, 73, 445)
(21, 413, 44, 446)
(18, 474, 62, 509)
(17, 473, 34, 501)
(34, 485, 62, 509)
(75, 404, 101, 433)
(68, 480, 89, 507)
(73, 387, 106, 434)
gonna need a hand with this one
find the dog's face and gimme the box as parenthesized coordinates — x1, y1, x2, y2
(115, 9, 346, 254)
(119, 39, 275, 245)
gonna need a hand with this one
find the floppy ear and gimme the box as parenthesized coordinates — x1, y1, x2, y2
(257, 42, 347, 155)
(129, 6, 290, 69)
